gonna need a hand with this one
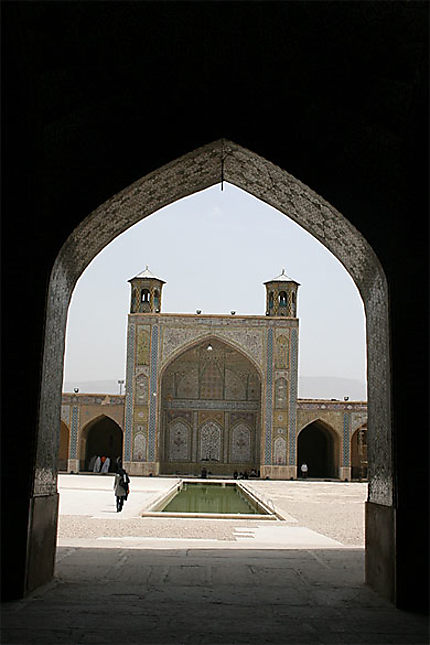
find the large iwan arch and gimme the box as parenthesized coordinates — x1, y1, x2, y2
(159, 335, 261, 476)
(31, 140, 393, 601)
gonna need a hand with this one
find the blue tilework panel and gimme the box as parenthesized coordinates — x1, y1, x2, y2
(70, 405, 79, 459)
(288, 328, 298, 465)
(124, 322, 136, 461)
(148, 325, 159, 461)
(343, 413, 351, 466)
(264, 328, 273, 464)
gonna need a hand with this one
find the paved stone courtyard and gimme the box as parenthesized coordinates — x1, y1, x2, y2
(2, 476, 428, 644)
(56, 475, 366, 549)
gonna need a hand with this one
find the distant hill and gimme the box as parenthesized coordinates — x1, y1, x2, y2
(64, 376, 367, 401)
(299, 376, 366, 401)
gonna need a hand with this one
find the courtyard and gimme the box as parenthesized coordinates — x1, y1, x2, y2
(2, 475, 428, 644)
(57, 475, 367, 549)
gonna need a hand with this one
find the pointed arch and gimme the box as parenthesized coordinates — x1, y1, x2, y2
(158, 332, 264, 382)
(79, 414, 123, 472)
(297, 418, 340, 478)
(33, 138, 393, 600)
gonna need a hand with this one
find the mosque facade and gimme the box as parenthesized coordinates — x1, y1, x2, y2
(61, 268, 368, 480)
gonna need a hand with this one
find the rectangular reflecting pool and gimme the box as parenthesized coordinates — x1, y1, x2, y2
(160, 482, 267, 515)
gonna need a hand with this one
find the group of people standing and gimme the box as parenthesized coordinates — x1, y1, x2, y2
(88, 454, 111, 473)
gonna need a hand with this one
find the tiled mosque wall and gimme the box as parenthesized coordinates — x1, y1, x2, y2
(60, 392, 367, 478)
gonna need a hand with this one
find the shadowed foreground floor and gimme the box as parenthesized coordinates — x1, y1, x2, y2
(1, 547, 428, 644)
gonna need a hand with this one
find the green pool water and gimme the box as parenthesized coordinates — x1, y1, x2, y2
(161, 483, 261, 514)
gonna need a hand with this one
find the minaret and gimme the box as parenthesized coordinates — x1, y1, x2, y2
(264, 268, 300, 317)
(128, 266, 166, 313)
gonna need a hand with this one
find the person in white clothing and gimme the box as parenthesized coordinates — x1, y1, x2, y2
(300, 463, 308, 479)
(93, 456, 101, 473)
(101, 456, 110, 473)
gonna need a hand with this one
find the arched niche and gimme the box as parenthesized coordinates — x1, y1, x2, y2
(34, 139, 392, 599)
(297, 420, 340, 479)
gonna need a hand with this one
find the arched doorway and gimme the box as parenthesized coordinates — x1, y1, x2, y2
(160, 337, 261, 476)
(80, 416, 123, 472)
(31, 140, 394, 602)
(57, 421, 70, 472)
(351, 425, 368, 480)
(297, 421, 339, 478)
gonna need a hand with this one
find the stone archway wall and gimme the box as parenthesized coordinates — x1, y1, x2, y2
(33, 139, 392, 599)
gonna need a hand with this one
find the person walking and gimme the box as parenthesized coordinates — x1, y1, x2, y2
(300, 463, 308, 479)
(113, 459, 130, 512)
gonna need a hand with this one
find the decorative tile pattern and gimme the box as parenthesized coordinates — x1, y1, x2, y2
(199, 421, 222, 461)
(133, 432, 147, 461)
(275, 377, 288, 409)
(61, 405, 71, 425)
(231, 423, 251, 462)
(288, 328, 298, 465)
(297, 401, 367, 411)
(264, 328, 273, 464)
(124, 322, 136, 461)
(351, 412, 368, 432)
(70, 404, 79, 459)
(160, 322, 264, 369)
(275, 333, 290, 368)
(166, 399, 259, 411)
(135, 374, 149, 405)
(148, 325, 159, 461)
(136, 326, 150, 365)
(168, 420, 190, 461)
(274, 436, 287, 465)
(343, 413, 351, 466)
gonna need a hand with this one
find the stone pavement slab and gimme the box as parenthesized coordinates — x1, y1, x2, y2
(2, 548, 428, 645)
(2, 477, 427, 644)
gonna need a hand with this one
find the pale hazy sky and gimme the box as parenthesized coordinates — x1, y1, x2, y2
(63, 183, 367, 394)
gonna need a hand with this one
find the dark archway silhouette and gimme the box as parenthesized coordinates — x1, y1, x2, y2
(81, 416, 123, 472)
(297, 421, 338, 478)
